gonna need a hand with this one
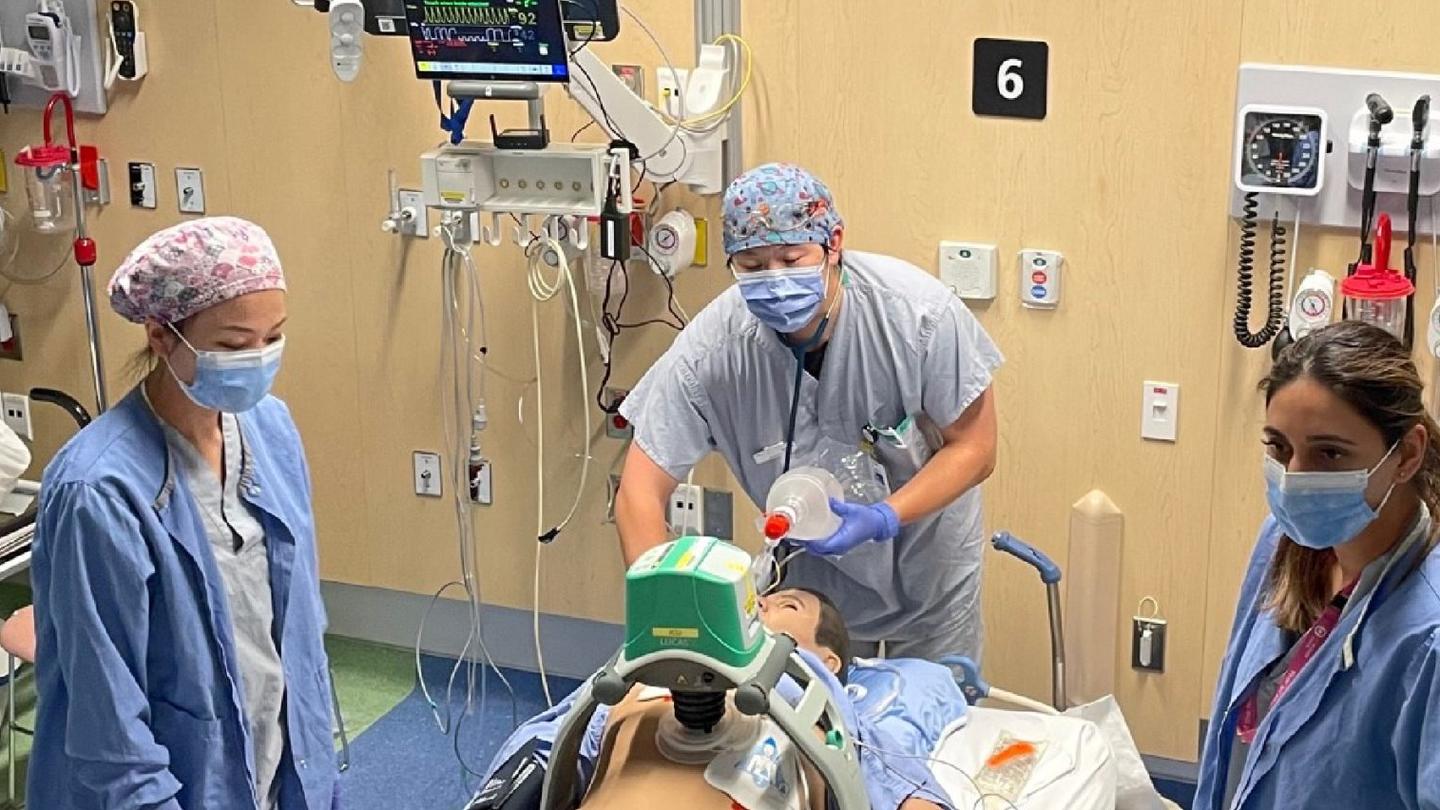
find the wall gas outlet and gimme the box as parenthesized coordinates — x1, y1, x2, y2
(604, 387, 632, 440)
(2, 393, 32, 441)
(128, 162, 157, 209)
(176, 167, 206, 214)
(612, 64, 644, 98)
(413, 451, 442, 498)
(469, 456, 492, 505)
(606, 473, 622, 523)
(396, 189, 429, 237)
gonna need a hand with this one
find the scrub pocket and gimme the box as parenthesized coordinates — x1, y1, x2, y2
(151, 696, 225, 807)
(866, 414, 939, 490)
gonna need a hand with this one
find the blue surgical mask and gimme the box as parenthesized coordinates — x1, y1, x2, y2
(1263, 443, 1400, 550)
(167, 326, 285, 413)
(733, 262, 827, 333)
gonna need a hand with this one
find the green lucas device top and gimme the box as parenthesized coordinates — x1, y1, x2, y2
(623, 536, 766, 669)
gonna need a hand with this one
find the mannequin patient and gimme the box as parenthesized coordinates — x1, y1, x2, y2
(483, 589, 952, 810)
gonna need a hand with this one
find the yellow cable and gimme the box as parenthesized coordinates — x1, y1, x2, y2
(668, 33, 754, 128)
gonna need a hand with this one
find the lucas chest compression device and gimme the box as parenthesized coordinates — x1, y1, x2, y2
(539, 536, 868, 810)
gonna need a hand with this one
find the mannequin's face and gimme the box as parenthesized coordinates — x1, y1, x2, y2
(758, 589, 842, 676)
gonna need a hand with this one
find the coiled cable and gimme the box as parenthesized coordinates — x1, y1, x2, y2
(1234, 192, 1287, 348)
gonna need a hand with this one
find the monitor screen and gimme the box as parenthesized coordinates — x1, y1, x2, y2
(404, 0, 570, 82)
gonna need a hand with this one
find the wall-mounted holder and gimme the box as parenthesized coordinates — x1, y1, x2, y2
(1232, 64, 1440, 234)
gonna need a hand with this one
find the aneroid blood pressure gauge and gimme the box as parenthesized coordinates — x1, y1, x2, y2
(1235, 105, 1329, 195)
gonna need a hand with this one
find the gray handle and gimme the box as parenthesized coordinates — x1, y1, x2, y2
(592, 651, 627, 706)
(735, 635, 796, 715)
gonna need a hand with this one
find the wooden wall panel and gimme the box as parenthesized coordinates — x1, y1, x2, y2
(4, 0, 1438, 762)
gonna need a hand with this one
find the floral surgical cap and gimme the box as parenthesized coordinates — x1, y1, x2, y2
(722, 162, 844, 255)
(108, 216, 286, 325)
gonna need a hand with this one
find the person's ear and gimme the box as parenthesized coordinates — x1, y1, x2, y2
(145, 321, 175, 358)
(1398, 422, 1428, 483)
(823, 650, 842, 677)
(828, 227, 845, 260)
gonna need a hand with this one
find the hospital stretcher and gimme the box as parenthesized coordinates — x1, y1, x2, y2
(923, 532, 1179, 810)
(518, 534, 1179, 810)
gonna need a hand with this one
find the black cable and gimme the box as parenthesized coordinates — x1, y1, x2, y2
(1233, 192, 1286, 348)
(570, 120, 597, 142)
(632, 243, 688, 327)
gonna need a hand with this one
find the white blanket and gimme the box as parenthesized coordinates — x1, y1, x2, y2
(931, 706, 1118, 810)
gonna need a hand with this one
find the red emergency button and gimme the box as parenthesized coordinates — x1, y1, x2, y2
(1032, 270, 1048, 284)
(612, 413, 629, 431)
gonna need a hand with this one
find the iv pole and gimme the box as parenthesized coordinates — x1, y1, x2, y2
(45, 93, 108, 413)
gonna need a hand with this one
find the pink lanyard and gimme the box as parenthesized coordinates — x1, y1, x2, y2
(1236, 581, 1358, 745)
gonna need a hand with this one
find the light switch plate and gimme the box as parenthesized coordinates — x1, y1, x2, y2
(175, 167, 206, 214)
(413, 451, 442, 498)
(1141, 381, 1180, 442)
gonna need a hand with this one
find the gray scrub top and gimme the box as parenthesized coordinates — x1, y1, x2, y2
(620, 250, 1003, 649)
(155, 402, 286, 810)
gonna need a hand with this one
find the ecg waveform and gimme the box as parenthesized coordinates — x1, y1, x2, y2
(422, 6, 511, 25)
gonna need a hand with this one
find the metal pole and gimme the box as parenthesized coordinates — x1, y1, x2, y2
(70, 162, 109, 414)
(695, 0, 743, 186)
(1045, 583, 1067, 710)
(79, 264, 109, 413)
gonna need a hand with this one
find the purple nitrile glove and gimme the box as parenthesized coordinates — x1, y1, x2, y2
(808, 498, 900, 556)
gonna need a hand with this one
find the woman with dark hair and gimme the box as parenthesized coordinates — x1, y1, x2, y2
(1195, 321, 1440, 809)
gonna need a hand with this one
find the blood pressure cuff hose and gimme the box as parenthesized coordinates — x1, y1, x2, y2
(467, 739, 547, 810)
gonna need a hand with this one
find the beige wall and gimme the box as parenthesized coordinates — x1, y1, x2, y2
(3, 0, 1439, 762)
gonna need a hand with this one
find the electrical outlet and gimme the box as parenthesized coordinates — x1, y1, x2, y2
(2, 393, 32, 441)
(669, 483, 705, 536)
(413, 451, 442, 498)
(606, 473, 622, 523)
(604, 387, 632, 440)
(175, 167, 206, 214)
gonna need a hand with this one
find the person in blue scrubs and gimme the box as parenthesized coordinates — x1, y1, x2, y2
(1196, 322, 1440, 809)
(29, 218, 339, 809)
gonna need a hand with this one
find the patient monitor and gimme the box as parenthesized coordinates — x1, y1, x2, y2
(541, 537, 869, 810)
